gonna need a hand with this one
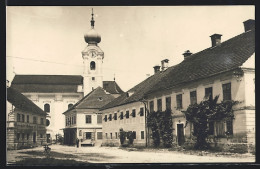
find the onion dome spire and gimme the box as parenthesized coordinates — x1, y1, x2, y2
(84, 8, 101, 44)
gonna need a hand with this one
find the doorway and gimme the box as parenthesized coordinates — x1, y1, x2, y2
(33, 132, 36, 143)
(177, 124, 185, 146)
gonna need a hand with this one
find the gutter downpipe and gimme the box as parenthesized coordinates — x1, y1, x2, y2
(141, 98, 148, 147)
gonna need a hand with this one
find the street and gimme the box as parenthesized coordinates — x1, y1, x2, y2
(7, 144, 255, 165)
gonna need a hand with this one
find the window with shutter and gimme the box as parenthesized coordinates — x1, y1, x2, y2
(176, 94, 183, 109)
(222, 83, 231, 101)
(157, 99, 162, 111)
(166, 97, 171, 110)
(190, 91, 197, 105)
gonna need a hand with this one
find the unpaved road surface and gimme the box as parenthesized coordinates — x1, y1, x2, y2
(7, 144, 255, 164)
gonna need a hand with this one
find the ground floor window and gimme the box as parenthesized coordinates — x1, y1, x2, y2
(110, 133, 112, 139)
(105, 133, 108, 139)
(215, 121, 225, 136)
(17, 133, 20, 141)
(115, 132, 118, 139)
(27, 133, 30, 140)
(141, 131, 144, 139)
(97, 132, 102, 139)
(85, 132, 92, 139)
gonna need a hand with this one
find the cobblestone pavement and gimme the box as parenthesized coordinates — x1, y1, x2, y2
(7, 144, 255, 164)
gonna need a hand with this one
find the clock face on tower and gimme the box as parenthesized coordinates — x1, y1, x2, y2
(90, 51, 96, 58)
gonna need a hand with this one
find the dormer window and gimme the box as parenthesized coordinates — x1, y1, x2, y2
(98, 97, 103, 101)
(90, 61, 96, 70)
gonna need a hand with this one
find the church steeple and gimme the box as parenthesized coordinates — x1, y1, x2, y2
(84, 8, 101, 45)
(91, 8, 95, 29)
(82, 9, 104, 96)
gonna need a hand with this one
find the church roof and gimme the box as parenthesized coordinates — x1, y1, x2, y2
(7, 87, 46, 115)
(63, 87, 115, 114)
(101, 29, 255, 110)
(11, 75, 124, 94)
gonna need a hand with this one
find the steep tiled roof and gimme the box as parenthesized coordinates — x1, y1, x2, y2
(63, 87, 115, 114)
(7, 87, 46, 115)
(103, 81, 124, 94)
(148, 29, 255, 94)
(100, 66, 174, 110)
(101, 29, 255, 110)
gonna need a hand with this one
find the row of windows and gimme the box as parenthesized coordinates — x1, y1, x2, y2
(149, 83, 231, 111)
(79, 131, 103, 140)
(104, 108, 144, 122)
(105, 131, 145, 140)
(66, 115, 76, 126)
(193, 119, 233, 136)
(17, 113, 44, 125)
(17, 133, 44, 141)
(85, 114, 103, 124)
(44, 103, 74, 113)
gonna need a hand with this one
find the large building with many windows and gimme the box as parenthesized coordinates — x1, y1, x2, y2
(100, 19, 255, 148)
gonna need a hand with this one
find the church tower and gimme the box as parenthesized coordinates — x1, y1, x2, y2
(82, 9, 104, 96)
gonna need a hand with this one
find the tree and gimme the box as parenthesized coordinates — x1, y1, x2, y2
(147, 109, 174, 148)
(119, 128, 126, 145)
(147, 110, 161, 147)
(184, 95, 238, 150)
(128, 131, 135, 146)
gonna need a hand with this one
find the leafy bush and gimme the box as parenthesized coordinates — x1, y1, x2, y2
(128, 131, 135, 145)
(184, 95, 238, 150)
(119, 128, 126, 145)
(147, 109, 173, 148)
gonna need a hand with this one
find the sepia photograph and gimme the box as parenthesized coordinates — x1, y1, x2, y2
(6, 5, 255, 165)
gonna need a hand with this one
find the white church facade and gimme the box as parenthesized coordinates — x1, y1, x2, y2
(10, 10, 124, 143)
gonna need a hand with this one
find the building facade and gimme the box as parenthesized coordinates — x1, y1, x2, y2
(101, 19, 255, 149)
(7, 87, 47, 150)
(145, 19, 255, 147)
(63, 87, 115, 146)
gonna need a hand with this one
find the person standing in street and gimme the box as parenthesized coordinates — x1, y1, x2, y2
(76, 138, 79, 148)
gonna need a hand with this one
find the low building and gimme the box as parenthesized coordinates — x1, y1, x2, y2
(63, 87, 115, 146)
(7, 87, 47, 150)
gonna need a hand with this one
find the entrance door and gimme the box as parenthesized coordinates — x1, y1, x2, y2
(33, 132, 36, 143)
(177, 124, 185, 146)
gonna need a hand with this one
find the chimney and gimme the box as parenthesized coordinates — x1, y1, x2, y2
(243, 19, 255, 32)
(153, 65, 161, 74)
(210, 34, 222, 47)
(183, 50, 192, 60)
(161, 59, 169, 71)
(6, 80, 9, 88)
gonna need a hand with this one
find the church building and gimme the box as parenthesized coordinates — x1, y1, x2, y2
(10, 9, 124, 143)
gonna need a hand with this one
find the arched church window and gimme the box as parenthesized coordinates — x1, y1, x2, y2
(44, 104, 50, 113)
(68, 104, 73, 109)
(90, 61, 96, 70)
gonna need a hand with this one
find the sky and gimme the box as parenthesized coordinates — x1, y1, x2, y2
(6, 6, 255, 91)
